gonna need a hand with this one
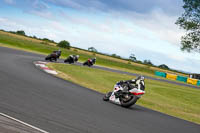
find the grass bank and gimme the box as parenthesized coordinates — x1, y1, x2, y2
(0, 30, 187, 78)
(48, 63, 200, 124)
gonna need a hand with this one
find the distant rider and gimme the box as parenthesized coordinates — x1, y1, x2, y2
(52, 49, 61, 58)
(68, 55, 79, 63)
(88, 57, 96, 65)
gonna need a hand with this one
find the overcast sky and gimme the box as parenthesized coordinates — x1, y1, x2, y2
(0, 0, 199, 73)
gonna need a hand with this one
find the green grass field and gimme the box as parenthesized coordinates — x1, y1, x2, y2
(0, 30, 187, 78)
(1, 30, 200, 124)
(48, 63, 200, 124)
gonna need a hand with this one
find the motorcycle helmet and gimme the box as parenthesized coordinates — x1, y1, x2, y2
(136, 76, 145, 81)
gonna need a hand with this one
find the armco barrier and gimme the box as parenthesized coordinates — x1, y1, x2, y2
(197, 80, 200, 86)
(155, 71, 166, 78)
(176, 75, 187, 83)
(187, 78, 198, 85)
(166, 73, 177, 80)
(155, 71, 200, 86)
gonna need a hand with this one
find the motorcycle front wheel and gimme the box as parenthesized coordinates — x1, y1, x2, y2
(103, 92, 112, 101)
(45, 55, 51, 60)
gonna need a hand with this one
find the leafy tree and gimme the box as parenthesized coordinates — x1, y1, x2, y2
(158, 64, 169, 69)
(57, 40, 70, 49)
(129, 54, 137, 61)
(176, 0, 200, 52)
(88, 47, 97, 52)
(143, 59, 153, 65)
(16, 30, 26, 36)
(33, 35, 37, 39)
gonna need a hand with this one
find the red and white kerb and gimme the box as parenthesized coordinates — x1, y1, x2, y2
(34, 61, 58, 75)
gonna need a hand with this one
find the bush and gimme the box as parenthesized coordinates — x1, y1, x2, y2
(143, 59, 153, 66)
(158, 64, 169, 70)
(57, 40, 70, 49)
(33, 35, 37, 39)
(111, 54, 121, 59)
(16, 30, 26, 36)
(42, 38, 55, 43)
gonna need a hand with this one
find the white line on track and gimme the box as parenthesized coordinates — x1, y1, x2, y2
(0, 112, 49, 133)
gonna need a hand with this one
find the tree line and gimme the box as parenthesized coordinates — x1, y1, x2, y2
(1, 29, 170, 70)
(4, 30, 71, 49)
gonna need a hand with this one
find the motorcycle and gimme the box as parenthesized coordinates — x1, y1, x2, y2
(64, 55, 79, 64)
(45, 50, 61, 62)
(83, 58, 96, 67)
(103, 76, 145, 108)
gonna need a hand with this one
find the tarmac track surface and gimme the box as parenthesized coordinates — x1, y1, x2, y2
(0, 46, 200, 133)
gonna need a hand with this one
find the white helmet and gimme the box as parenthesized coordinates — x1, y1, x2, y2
(137, 76, 145, 81)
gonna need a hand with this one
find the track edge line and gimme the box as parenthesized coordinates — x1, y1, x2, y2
(0, 112, 49, 133)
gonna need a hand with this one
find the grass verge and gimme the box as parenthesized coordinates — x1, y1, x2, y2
(0, 30, 188, 78)
(48, 63, 200, 124)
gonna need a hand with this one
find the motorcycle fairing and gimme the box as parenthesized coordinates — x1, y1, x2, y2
(109, 84, 123, 105)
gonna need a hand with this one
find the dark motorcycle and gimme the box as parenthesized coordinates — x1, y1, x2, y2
(83, 58, 96, 67)
(64, 55, 79, 64)
(45, 50, 61, 62)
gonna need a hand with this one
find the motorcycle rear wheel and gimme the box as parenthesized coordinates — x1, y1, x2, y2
(120, 94, 138, 108)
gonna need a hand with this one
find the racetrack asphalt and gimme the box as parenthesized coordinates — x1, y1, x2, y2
(0, 46, 200, 133)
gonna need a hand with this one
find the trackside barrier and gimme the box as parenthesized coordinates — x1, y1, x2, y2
(155, 71, 199, 86)
(155, 71, 166, 78)
(166, 73, 177, 80)
(176, 75, 187, 83)
(187, 78, 198, 85)
(197, 80, 200, 86)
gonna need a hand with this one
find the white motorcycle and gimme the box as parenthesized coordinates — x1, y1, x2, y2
(103, 76, 145, 108)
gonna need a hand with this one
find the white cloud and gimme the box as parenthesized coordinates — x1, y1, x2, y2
(167, 54, 186, 62)
(29, 10, 55, 20)
(32, 0, 50, 11)
(0, 17, 26, 30)
(109, 8, 185, 46)
(4, 0, 14, 4)
(1, 4, 200, 73)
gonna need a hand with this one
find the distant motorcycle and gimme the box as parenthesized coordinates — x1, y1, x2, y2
(83, 58, 96, 67)
(45, 50, 61, 62)
(103, 76, 145, 108)
(64, 55, 79, 64)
